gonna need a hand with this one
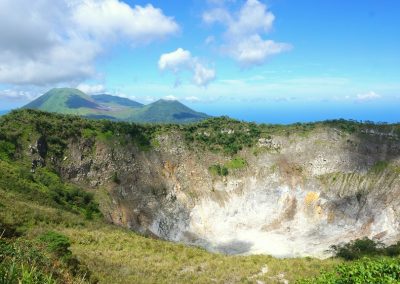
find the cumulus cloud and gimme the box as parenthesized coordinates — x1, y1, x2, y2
(0, 0, 178, 87)
(158, 48, 216, 87)
(72, 1, 179, 44)
(77, 83, 106, 95)
(203, 0, 291, 67)
(356, 91, 382, 102)
(231, 35, 291, 67)
(158, 48, 192, 73)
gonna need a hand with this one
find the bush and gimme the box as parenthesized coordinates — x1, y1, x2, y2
(38, 231, 71, 257)
(330, 238, 400, 260)
(0, 141, 15, 162)
(298, 257, 400, 284)
(226, 157, 247, 170)
(0, 239, 56, 284)
(209, 164, 229, 177)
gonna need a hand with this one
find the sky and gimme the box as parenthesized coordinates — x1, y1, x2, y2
(0, 0, 399, 123)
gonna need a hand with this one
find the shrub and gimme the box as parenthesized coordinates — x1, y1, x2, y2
(38, 231, 71, 257)
(226, 157, 247, 170)
(0, 141, 15, 162)
(330, 238, 400, 260)
(298, 257, 400, 283)
(209, 164, 229, 177)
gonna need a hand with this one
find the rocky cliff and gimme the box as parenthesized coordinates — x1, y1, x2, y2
(2, 110, 399, 259)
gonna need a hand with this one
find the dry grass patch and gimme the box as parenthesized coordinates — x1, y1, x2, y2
(60, 226, 340, 284)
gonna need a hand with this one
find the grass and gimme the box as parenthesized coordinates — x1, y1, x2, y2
(370, 160, 389, 174)
(208, 157, 247, 177)
(226, 157, 247, 170)
(61, 226, 340, 284)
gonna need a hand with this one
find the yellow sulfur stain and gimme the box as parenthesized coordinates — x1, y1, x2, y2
(305, 191, 319, 206)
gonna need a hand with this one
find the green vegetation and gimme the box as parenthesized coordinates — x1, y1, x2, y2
(183, 116, 261, 154)
(299, 257, 400, 284)
(0, 227, 95, 283)
(0, 141, 15, 162)
(209, 157, 247, 177)
(300, 238, 400, 283)
(330, 238, 400, 260)
(0, 239, 57, 284)
(0, 160, 101, 220)
(38, 231, 72, 257)
(226, 156, 247, 169)
(370, 160, 389, 174)
(209, 164, 229, 176)
(127, 99, 209, 123)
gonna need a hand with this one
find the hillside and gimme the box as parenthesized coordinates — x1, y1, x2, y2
(24, 88, 103, 114)
(23, 88, 209, 123)
(92, 94, 144, 108)
(128, 99, 209, 123)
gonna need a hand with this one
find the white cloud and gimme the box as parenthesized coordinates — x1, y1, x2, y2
(226, 0, 275, 37)
(158, 48, 216, 87)
(0, 0, 178, 87)
(356, 91, 382, 102)
(203, 0, 291, 67)
(230, 35, 291, 67)
(164, 95, 178, 101)
(72, 1, 179, 44)
(77, 83, 106, 94)
(158, 48, 192, 73)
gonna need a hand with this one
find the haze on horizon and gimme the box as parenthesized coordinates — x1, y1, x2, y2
(0, 0, 399, 123)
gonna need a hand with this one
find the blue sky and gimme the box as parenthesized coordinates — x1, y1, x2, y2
(0, 0, 399, 123)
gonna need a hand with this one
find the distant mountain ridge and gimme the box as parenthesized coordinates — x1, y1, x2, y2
(23, 88, 209, 123)
(91, 94, 144, 108)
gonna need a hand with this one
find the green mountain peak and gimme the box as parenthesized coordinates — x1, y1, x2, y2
(23, 88, 209, 123)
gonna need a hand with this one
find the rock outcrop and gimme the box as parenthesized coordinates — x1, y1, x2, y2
(53, 126, 400, 258)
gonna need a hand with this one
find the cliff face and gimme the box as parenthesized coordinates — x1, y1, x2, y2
(53, 125, 400, 258)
